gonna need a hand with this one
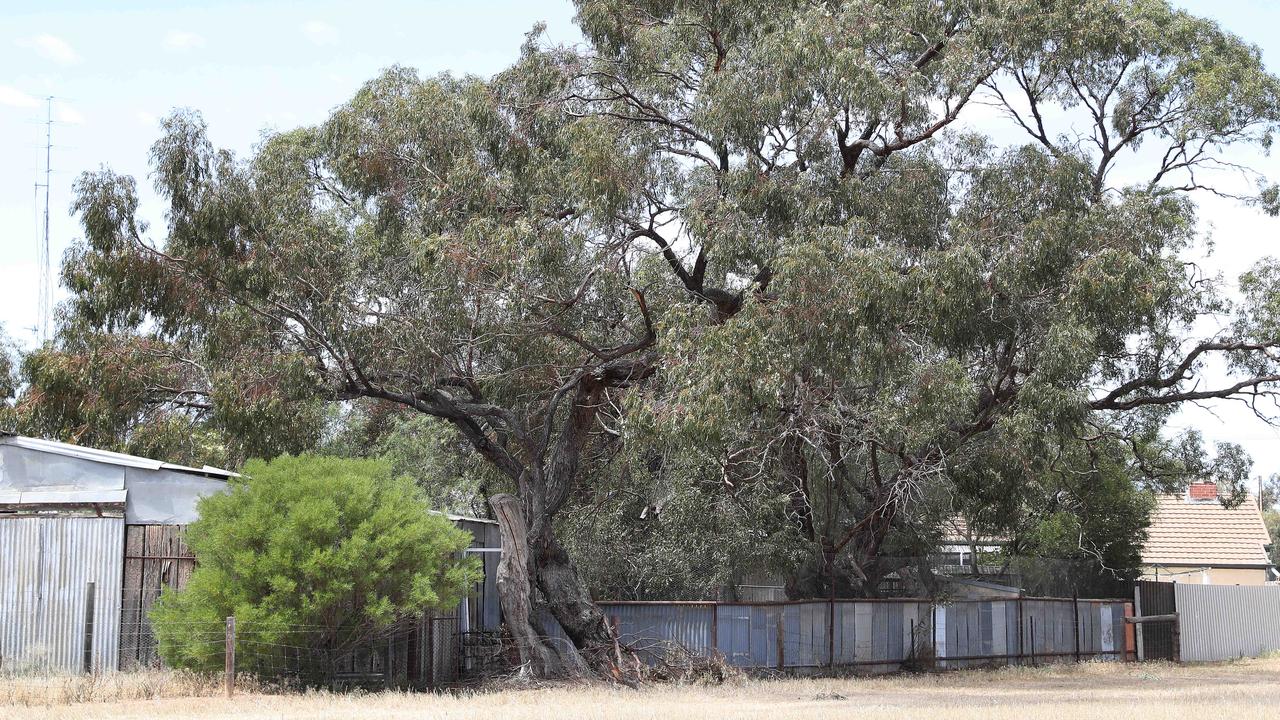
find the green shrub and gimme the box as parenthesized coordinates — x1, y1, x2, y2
(152, 454, 479, 674)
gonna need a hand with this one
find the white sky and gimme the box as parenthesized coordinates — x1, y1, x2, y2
(1, 0, 1279, 481)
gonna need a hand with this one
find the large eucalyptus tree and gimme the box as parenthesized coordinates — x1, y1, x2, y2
(566, 0, 1280, 594)
(15, 0, 1280, 678)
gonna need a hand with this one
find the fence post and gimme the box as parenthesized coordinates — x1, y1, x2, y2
(1029, 615, 1036, 667)
(1072, 593, 1080, 663)
(82, 582, 96, 674)
(387, 633, 394, 687)
(776, 613, 785, 671)
(225, 616, 236, 698)
(1016, 597, 1024, 665)
(827, 596, 835, 670)
(931, 603, 938, 665)
(1171, 613, 1181, 664)
(1133, 585, 1145, 661)
(710, 602, 719, 658)
(1123, 602, 1136, 662)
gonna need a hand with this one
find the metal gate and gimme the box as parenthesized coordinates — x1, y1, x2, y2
(1133, 580, 1176, 660)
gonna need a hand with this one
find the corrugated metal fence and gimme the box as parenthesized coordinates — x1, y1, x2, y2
(0, 516, 123, 673)
(547, 597, 1129, 671)
(1174, 584, 1280, 662)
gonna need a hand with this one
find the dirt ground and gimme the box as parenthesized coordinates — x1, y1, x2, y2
(5, 657, 1279, 720)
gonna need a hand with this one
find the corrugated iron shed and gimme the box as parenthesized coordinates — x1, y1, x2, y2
(0, 515, 124, 673)
(0, 434, 234, 674)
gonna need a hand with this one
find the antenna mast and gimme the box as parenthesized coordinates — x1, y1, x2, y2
(34, 96, 53, 343)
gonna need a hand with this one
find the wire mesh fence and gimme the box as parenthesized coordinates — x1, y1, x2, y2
(0, 608, 467, 703)
(1, 592, 1142, 703)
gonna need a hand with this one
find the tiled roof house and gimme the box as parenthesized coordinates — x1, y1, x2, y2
(1141, 481, 1277, 585)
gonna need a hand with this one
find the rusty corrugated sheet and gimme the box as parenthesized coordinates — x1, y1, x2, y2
(609, 603, 716, 659)
(569, 598, 1128, 671)
(1175, 584, 1280, 661)
(0, 516, 123, 673)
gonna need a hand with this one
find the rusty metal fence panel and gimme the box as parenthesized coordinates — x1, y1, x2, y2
(1174, 584, 1280, 662)
(589, 597, 1129, 672)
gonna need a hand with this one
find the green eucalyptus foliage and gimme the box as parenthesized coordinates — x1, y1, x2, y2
(560, 440, 803, 600)
(152, 455, 478, 674)
(562, 0, 1280, 593)
(0, 325, 17, 404)
(17, 0, 1280, 606)
(322, 401, 498, 517)
(5, 321, 324, 467)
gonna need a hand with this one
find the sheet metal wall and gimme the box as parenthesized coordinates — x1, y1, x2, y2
(0, 444, 229, 525)
(0, 516, 123, 673)
(572, 598, 1128, 670)
(457, 519, 501, 632)
(1175, 584, 1280, 662)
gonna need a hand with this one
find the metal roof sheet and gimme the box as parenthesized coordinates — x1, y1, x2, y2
(0, 434, 237, 480)
(0, 489, 127, 505)
(432, 510, 497, 525)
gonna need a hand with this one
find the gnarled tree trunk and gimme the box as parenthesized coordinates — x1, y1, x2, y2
(489, 493, 562, 676)
(488, 494, 627, 680)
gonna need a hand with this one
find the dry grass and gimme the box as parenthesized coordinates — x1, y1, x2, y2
(5, 658, 1280, 720)
(0, 670, 269, 707)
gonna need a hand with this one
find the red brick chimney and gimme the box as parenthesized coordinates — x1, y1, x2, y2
(1188, 482, 1218, 501)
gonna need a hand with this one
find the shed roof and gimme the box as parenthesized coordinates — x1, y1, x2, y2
(0, 489, 127, 505)
(0, 433, 235, 524)
(0, 433, 237, 479)
(1142, 494, 1273, 568)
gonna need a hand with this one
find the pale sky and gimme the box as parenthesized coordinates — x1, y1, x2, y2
(2, 1, 1279, 481)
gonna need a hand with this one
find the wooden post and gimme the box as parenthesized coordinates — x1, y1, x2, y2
(710, 602, 719, 657)
(931, 604, 938, 663)
(1123, 602, 1136, 662)
(225, 616, 236, 698)
(827, 595, 836, 670)
(1124, 613, 1179, 663)
(387, 633, 394, 687)
(1016, 598, 1024, 665)
(82, 582, 96, 674)
(1072, 594, 1080, 663)
(1133, 585, 1145, 661)
(776, 613, 785, 671)
(1029, 616, 1036, 667)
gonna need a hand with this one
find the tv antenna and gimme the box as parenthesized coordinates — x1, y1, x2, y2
(34, 96, 54, 344)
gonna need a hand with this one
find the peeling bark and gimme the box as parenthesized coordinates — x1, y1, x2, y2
(489, 493, 560, 676)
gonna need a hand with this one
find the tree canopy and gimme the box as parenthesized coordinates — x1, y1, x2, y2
(10, 0, 1280, 678)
